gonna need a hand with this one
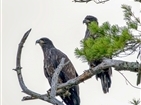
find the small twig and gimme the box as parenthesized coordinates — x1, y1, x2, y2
(22, 88, 68, 101)
(73, 0, 91, 3)
(93, 0, 109, 4)
(132, 12, 140, 24)
(22, 95, 38, 101)
(118, 71, 141, 89)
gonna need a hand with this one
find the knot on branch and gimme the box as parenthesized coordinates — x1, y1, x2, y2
(13, 67, 22, 71)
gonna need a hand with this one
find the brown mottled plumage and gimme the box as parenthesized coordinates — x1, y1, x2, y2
(36, 38, 80, 105)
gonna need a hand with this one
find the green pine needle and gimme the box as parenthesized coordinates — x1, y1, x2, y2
(75, 4, 140, 62)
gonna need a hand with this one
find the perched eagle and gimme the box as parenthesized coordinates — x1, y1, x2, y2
(36, 38, 80, 105)
(83, 15, 112, 93)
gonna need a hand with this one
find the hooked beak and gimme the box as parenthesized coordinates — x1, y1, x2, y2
(36, 39, 45, 45)
(35, 39, 40, 45)
(83, 19, 90, 24)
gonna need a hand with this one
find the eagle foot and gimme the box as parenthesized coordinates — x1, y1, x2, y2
(62, 90, 71, 98)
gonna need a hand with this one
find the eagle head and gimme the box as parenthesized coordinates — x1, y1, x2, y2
(36, 37, 54, 48)
(83, 15, 98, 25)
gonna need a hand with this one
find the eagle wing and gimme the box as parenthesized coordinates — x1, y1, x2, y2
(44, 48, 78, 84)
(43, 47, 80, 105)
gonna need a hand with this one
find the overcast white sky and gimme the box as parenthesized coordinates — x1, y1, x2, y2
(2, 0, 140, 105)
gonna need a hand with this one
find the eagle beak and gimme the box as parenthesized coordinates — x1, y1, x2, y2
(36, 39, 44, 45)
(83, 19, 90, 24)
(35, 40, 40, 45)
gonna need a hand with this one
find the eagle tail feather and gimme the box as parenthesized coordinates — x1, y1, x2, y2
(96, 70, 111, 94)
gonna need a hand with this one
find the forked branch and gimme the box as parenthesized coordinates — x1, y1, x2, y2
(13, 29, 64, 105)
(14, 29, 141, 104)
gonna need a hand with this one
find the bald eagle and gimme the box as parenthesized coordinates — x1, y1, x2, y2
(83, 15, 112, 93)
(36, 38, 80, 105)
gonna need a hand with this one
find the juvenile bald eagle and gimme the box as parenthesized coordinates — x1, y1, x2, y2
(83, 15, 112, 93)
(36, 38, 80, 105)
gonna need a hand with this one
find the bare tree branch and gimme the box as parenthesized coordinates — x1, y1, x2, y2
(57, 59, 141, 90)
(14, 29, 141, 104)
(73, 0, 140, 4)
(73, 0, 109, 3)
(13, 29, 64, 105)
(22, 58, 141, 101)
(50, 58, 69, 98)
(134, 0, 141, 3)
